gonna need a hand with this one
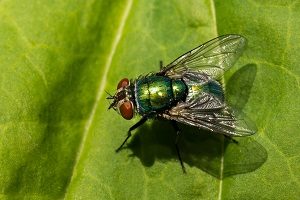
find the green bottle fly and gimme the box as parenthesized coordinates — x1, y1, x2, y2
(107, 35, 256, 173)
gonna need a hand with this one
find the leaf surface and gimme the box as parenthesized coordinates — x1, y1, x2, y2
(0, 0, 299, 199)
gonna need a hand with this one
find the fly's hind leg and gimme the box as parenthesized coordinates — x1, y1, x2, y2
(224, 135, 239, 144)
(171, 121, 186, 173)
(115, 116, 148, 152)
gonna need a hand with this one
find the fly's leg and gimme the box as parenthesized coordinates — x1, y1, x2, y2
(171, 121, 186, 173)
(115, 116, 148, 152)
(159, 60, 163, 70)
(156, 61, 165, 75)
(224, 135, 238, 144)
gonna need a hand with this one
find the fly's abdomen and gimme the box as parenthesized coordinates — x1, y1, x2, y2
(172, 79, 187, 101)
(135, 76, 187, 115)
(203, 80, 224, 102)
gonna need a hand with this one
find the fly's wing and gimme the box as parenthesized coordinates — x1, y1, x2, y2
(162, 71, 256, 136)
(160, 35, 254, 136)
(163, 105, 256, 137)
(160, 35, 247, 79)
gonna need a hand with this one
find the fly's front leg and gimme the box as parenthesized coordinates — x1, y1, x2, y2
(115, 116, 148, 152)
(171, 121, 186, 173)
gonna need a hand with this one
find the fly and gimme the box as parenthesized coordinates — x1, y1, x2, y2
(107, 34, 256, 173)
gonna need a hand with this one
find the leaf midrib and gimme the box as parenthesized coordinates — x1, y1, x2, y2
(63, 0, 134, 198)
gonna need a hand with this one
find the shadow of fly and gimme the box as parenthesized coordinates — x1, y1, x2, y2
(107, 35, 256, 173)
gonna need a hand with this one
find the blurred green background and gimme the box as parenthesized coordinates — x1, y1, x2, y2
(0, 0, 299, 199)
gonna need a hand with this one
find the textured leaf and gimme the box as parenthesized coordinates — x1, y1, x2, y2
(0, 0, 299, 199)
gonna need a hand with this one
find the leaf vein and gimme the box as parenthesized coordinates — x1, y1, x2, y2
(63, 0, 133, 198)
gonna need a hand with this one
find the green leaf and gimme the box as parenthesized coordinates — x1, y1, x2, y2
(0, 0, 299, 199)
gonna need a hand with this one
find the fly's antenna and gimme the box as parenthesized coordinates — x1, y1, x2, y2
(105, 90, 114, 99)
(105, 90, 117, 110)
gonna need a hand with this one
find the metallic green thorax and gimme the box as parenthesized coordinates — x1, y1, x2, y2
(135, 75, 187, 115)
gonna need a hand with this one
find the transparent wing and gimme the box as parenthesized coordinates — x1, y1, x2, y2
(163, 105, 255, 137)
(160, 34, 247, 79)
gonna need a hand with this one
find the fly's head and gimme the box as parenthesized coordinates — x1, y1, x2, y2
(106, 78, 135, 120)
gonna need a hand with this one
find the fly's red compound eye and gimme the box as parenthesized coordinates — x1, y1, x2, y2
(117, 78, 129, 89)
(119, 101, 133, 120)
